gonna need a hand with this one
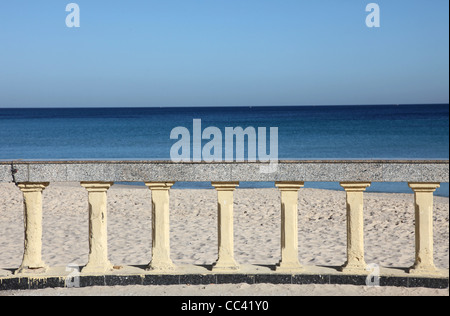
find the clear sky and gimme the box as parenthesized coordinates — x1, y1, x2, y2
(0, 0, 448, 107)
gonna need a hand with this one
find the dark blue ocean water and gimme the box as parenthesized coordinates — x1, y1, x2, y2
(0, 105, 448, 196)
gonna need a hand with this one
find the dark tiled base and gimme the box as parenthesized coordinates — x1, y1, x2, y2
(329, 275, 368, 286)
(380, 276, 408, 288)
(28, 277, 66, 290)
(293, 274, 329, 285)
(216, 274, 256, 285)
(408, 277, 449, 289)
(80, 275, 105, 288)
(143, 275, 180, 286)
(0, 278, 29, 291)
(180, 274, 216, 285)
(105, 275, 143, 287)
(1, 273, 448, 291)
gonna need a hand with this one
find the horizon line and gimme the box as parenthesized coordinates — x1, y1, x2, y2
(0, 103, 449, 109)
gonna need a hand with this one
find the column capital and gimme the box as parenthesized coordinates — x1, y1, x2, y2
(212, 182, 239, 191)
(145, 182, 175, 190)
(408, 182, 440, 193)
(18, 182, 49, 193)
(275, 181, 304, 191)
(340, 182, 371, 192)
(80, 182, 113, 192)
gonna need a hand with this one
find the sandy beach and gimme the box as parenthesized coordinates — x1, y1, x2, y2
(0, 182, 448, 296)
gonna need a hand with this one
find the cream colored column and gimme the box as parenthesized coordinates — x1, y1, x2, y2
(145, 182, 176, 271)
(275, 182, 304, 272)
(340, 182, 371, 274)
(80, 182, 114, 274)
(211, 182, 240, 272)
(16, 183, 49, 274)
(408, 183, 441, 275)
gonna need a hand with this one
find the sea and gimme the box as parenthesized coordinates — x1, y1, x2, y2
(0, 104, 448, 196)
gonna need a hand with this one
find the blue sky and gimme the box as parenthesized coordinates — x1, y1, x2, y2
(0, 0, 448, 107)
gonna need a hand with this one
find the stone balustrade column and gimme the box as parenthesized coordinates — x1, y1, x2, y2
(340, 182, 371, 274)
(211, 182, 240, 272)
(145, 182, 176, 271)
(16, 182, 49, 274)
(408, 182, 441, 275)
(275, 182, 304, 272)
(80, 182, 114, 274)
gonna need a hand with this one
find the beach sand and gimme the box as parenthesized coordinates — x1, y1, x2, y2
(0, 182, 448, 296)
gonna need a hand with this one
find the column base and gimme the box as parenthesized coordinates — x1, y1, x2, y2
(408, 264, 445, 277)
(340, 263, 369, 275)
(15, 263, 48, 275)
(276, 260, 303, 273)
(212, 260, 240, 272)
(147, 261, 176, 272)
(82, 262, 114, 274)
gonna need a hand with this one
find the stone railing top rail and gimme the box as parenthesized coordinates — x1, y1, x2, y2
(0, 160, 448, 183)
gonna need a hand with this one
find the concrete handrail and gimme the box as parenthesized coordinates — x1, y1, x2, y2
(1, 160, 448, 183)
